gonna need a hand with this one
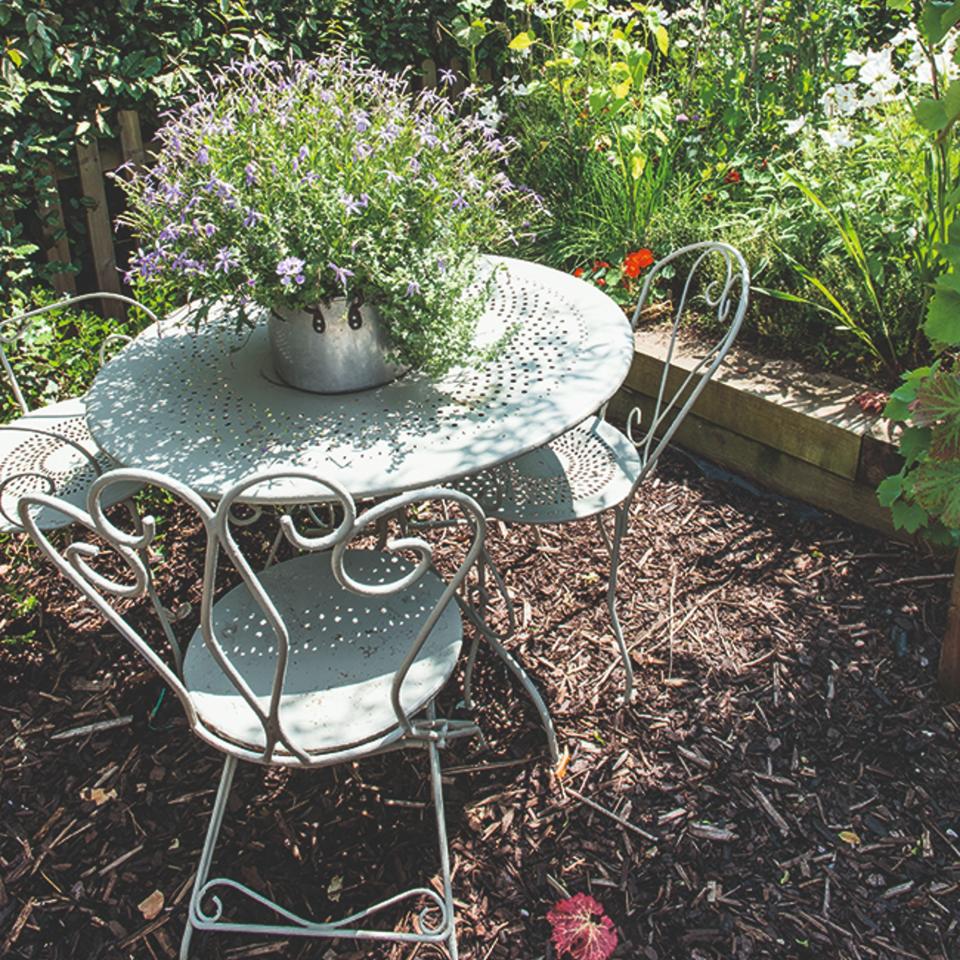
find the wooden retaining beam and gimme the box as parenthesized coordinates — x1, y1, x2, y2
(615, 326, 903, 538)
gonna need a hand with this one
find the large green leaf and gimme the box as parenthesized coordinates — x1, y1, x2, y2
(915, 97, 948, 131)
(891, 498, 930, 533)
(911, 457, 960, 527)
(921, 0, 960, 44)
(899, 425, 933, 465)
(924, 285, 960, 344)
(913, 369, 960, 455)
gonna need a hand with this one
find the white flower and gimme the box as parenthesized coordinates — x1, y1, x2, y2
(783, 115, 806, 135)
(859, 48, 894, 86)
(822, 83, 860, 117)
(819, 126, 857, 150)
(842, 50, 867, 67)
(890, 26, 918, 47)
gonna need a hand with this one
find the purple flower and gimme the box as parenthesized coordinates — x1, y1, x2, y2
(408, 156, 421, 175)
(242, 207, 263, 228)
(214, 246, 239, 273)
(328, 261, 354, 289)
(203, 223, 216, 238)
(451, 193, 468, 211)
(378, 123, 400, 143)
(277, 256, 306, 287)
(197, 146, 210, 165)
(352, 109, 371, 133)
(340, 193, 363, 215)
(245, 162, 257, 186)
(358, 193, 371, 208)
(354, 141, 374, 160)
(676, 113, 690, 124)
(439, 68, 457, 87)
(436, 257, 447, 273)
(384, 169, 402, 185)
(405, 280, 421, 297)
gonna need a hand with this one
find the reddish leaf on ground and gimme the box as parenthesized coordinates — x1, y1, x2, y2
(854, 389, 889, 415)
(547, 893, 618, 960)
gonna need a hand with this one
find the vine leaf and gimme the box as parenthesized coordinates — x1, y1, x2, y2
(547, 893, 618, 960)
(898, 425, 933, 466)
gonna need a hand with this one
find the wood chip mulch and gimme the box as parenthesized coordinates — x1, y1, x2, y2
(0, 451, 957, 960)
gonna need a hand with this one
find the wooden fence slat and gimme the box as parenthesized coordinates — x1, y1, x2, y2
(39, 163, 76, 296)
(118, 110, 147, 169)
(421, 58, 437, 89)
(75, 138, 125, 319)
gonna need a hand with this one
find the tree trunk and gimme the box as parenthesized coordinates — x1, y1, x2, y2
(938, 549, 960, 700)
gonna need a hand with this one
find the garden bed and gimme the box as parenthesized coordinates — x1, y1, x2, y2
(612, 327, 904, 539)
(0, 453, 957, 959)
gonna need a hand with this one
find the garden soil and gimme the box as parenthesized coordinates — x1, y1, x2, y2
(0, 451, 957, 960)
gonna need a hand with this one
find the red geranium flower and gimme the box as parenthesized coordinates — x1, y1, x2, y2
(573, 267, 585, 277)
(596, 277, 606, 286)
(547, 893, 618, 960)
(622, 248, 654, 278)
(724, 168, 741, 184)
(593, 259, 610, 270)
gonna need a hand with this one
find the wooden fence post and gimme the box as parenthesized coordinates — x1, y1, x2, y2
(421, 58, 437, 89)
(75, 138, 125, 319)
(39, 163, 76, 296)
(938, 550, 960, 700)
(118, 110, 147, 169)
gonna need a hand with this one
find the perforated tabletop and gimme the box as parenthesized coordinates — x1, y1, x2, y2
(85, 257, 633, 504)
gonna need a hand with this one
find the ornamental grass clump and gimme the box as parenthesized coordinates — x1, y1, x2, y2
(117, 52, 540, 375)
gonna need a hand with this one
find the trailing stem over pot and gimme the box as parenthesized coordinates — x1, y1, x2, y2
(116, 51, 543, 376)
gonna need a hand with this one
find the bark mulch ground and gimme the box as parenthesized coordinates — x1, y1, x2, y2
(0, 451, 957, 960)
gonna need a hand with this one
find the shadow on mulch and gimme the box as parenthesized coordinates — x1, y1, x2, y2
(0, 451, 957, 960)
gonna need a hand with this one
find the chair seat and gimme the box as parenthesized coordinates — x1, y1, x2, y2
(455, 416, 641, 524)
(0, 397, 140, 533)
(183, 550, 463, 763)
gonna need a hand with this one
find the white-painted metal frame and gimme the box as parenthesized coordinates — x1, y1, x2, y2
(457, 243, 750, 704)
(84, 256, 634, 505)
(18, 468, 506, 958)
(0, 293, 158, 531)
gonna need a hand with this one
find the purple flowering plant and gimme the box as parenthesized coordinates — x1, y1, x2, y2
(116, 51, 542, 375)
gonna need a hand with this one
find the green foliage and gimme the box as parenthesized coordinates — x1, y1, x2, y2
(878, 2, 960, 540)
(0, 289, 156, 422)
(0, 0, 464, 309)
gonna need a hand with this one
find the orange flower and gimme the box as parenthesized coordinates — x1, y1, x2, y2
(622, 248, 654, 278)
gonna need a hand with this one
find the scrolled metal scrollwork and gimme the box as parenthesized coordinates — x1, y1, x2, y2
(191, 876, 452, 942)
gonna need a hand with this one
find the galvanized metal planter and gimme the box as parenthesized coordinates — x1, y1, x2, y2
(268, 296, 405, 394)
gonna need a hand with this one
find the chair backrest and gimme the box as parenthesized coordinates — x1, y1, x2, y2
(0, 293, 160, 415)
(18, 468, 486, 765)
(627, 241, 749, 486)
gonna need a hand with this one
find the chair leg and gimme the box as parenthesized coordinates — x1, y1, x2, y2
(481, 629, 559, 763)
(607, 504, 635, 703)
(427, 712, 459, 959)
(180, 754, 238, 960)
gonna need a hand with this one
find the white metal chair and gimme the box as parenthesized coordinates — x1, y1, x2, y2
(457, 242, 750, 703)
(19, 467, 498, 959)
(0, 293, 157, 532)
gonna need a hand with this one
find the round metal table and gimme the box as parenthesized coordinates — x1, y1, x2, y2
(86, 256, 633, 503)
